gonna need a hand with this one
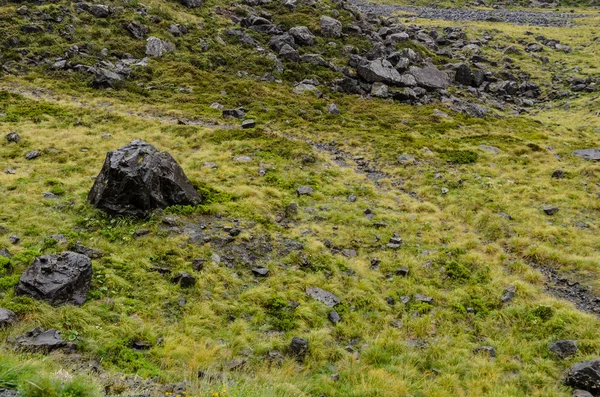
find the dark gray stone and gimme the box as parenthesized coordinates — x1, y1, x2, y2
(474, 345, 496, 358)
(289, 336, 308, 361)
(320, 16, 342, 38)
(566, 360, 600, 394)
(126, 21, 149, 39)
(14, 327, 67, 351)
(358, 59, 404, 85)
(328, 310, 341, 324)
(289, 26, 315, 45)
(544, 206, 559, 216)
(5, 132, 20, 143)
(306, 287, 340, 307)
(0, 308, 16, 327)
(409, 63, 451, 90)
(573, 148, 600, 161)
(252, 267, 269, 277)
(548, 340, 578, 359)
(171, 273, 196, 288)
(88, 140, 201, 218)
(297, 186, 314, 196)
(181, 0, 203, 7)
(25, 151, 40, 160)
(16, 252, 92, 306)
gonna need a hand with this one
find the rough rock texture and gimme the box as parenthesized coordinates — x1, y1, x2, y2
(306, 287, 341, 307)
(14, 327, 67, 351)
(16, 252, 92, 306)
(181, 0, 202, 7)
(566, 360, 600, 394)
(409, 63, 451, 90)
(0, 308, 16, 327)
(572, 149, 600, 161)
(88, 140, 201, 218)
(289, 337, 309, 361)
(320, 16, 342, 38)
(548, 340, 578, 359)
(357, 59, 403, 85)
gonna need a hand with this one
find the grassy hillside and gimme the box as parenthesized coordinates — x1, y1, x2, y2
(0, 0, 599, 395)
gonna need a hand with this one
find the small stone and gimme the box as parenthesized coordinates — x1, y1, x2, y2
(395, 268, 409, 277)
(171, 273, 196, 288)
(328, 310, 341, 324)
(251, 267, 269, 277)
(289, 337, 308, 361)
(8, 235, 20, 245)
(233, 156, 253, 163)
(297, 186, 314, 196)
(5, 132, 20, 143)
(473, 346, 496, 358)
(327, 104, 341, 115)
(348, 194, 357, 202)
(543, 206, 559, 216)
(204, 162, 218, 169)
(552, 169, 565, 179)
(241, 119, 256, 129)
(211, 253, 221, 264)
(548, 340, 578, 359)
(501, 285, 516, 303)
(441, 187, 449, 195)
(25, 151, 40, 160)
(414, 294, 433, 304)
(192, 258, 205, 271)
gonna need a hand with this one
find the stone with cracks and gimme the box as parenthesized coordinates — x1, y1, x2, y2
(548, 340, 578, 359)
(566, 360, 600, 395)
(288, 26, 315, 46)
(358, 59, 404, 85)
(320, 16, 342, 38)
(16, 252, 92, 306)
(88, 140, 201, 218)
(14, 327, 66, 351)
(409, 63, 451, 90)
(306, 287, 340, 307)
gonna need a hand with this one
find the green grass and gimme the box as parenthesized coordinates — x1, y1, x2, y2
(0, 0, 599, 395)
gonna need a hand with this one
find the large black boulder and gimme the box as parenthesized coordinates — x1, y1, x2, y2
(566, 360, 600, 394)
(88, 140, 201, 218)
(15, 252, 92, 306)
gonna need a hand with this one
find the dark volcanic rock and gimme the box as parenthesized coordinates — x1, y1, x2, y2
(548, 340, 578, 359)
(171, 272, 196, 288)
(473, 345, 496, 358)
(88, 140, 201, 218)
(566, 360, 600, 394)
(289, 336, 308, 361)
(573, 149, 600, 161)
(320, 16, 342, 38)
(16, 252, 92, 306)
(14, 327, 67, 351)
(126, 21, 149, 39)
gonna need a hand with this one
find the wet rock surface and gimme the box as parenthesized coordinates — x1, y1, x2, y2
(88, 140, 201, 218)
(16, 251, 92, 306)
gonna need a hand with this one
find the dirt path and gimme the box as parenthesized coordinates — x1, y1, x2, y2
(346, 0, 591, 26)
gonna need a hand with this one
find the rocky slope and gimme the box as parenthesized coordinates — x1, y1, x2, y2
(0, 0, 600, 396)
